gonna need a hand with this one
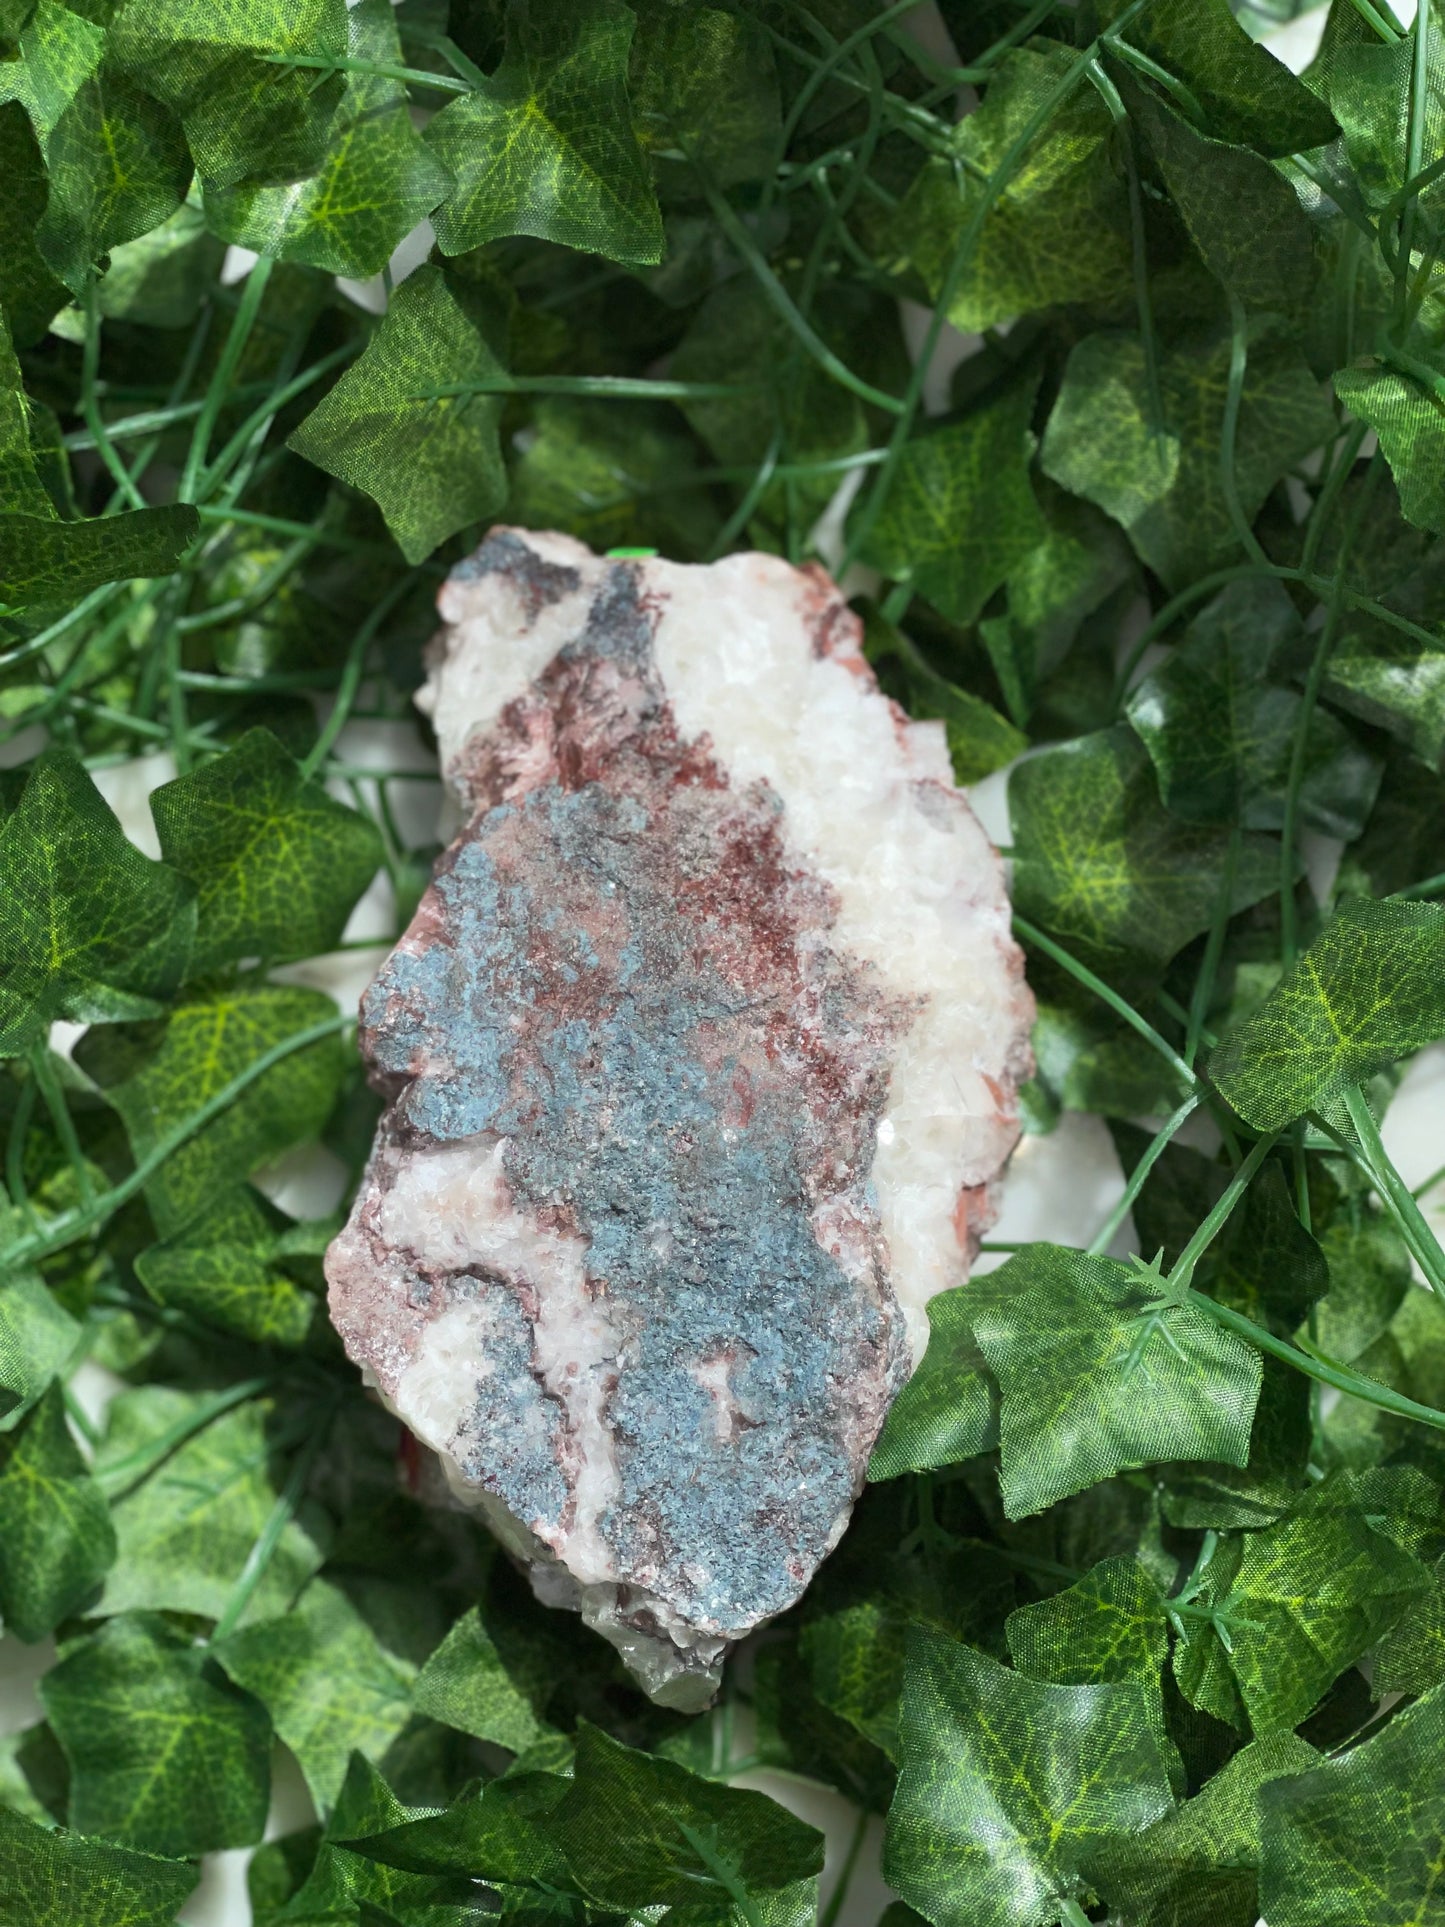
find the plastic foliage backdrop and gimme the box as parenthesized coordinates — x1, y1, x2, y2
(4, 0, 1445, 1922)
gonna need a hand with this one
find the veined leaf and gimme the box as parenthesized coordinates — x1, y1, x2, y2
(0, 1803, 196, 1927)
(411, 1605, 551, 1756)
(1335, 364, 1445, 535)
(0, 1381, 113, 1640)
(134, 1184, 324, 1350)
(868, 1287, 997, 1480)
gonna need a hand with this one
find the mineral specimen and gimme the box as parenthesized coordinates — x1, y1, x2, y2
(326, 530, 1032, 1708)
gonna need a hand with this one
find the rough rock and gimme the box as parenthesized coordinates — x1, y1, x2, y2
(326, 530, 1033, 1708)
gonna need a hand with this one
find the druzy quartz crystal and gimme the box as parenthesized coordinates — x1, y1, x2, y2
(326, 530, 1033, 1708)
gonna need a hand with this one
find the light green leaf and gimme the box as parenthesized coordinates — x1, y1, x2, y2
(287, 263, 508, 564)
(150, 726, 383, 975)
(1006, 1556, 1168, 1689)
(203, 0, 452, 280)
(134, 1184, 323, 1350)
(1335, 364, 1445, 534)
(0, 1381, 113, 1640)
(75, 980, 348, 1235)
(425, 0, 663, 266)
(884, 1626, 1174, 1927)
(214, 1579, 416, 1812)
(0, 1803, 197, 1927)
(868, 1288, 998, 1480)
(0, 749, 195, 1057)
(0, 0, 105, 143)
(1208, 898, 1445, 1132)
(970, 1244, 1262, 1519)
(97, 1386, 326, 1625)
(1258, 1686, 1445, 1926)
(42, 1611, 270, 1857)
(1040, 324, 1334, 590)
(856, 378, 1047, 626)
(1009, 725, 1280, 975)
(1172, 1474, 1429, 1731)
(411, 1606, 550, 1757)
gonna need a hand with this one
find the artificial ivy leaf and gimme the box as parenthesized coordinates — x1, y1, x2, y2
(630, 2, 780, 195)
(884, 1626, 1174, 1927)
(1025, 1000, 1193, 1125)
(94, 201, 224, 329)
(1161, 1357, 1312, 1533)
(970, 1244, 1262, 1519)
(412, 1607, 550, 1757)
(107, 0, 348, 189)
(151, 726, 383, 975)
(868, 1288, 998, 1480)
(214, 1578, 416, 1812)
(203, 0, 452, 280)
(1099, 0, 1336, 154)
(1337, 754, 1445, 900)
(1314, 1212, 1412, 1363)
(1118, 70, 1317, 311)
(0, 0, 105, 144)
(0, 503, 198, 609)
(342, 1765, 574, 1890)
(1312, 13, 1445, 216)
(0, 304, 52, 517)
(1373, 1552, 1445, 1695)
(0, 102, 67, 345)
(0, 749, 195, 1057)
(42, 1611, 270, 1858)
(1126, 575, 1380, 838)
(425, 0, 663, 266)
(860, 602, 1026, 786)
(1258, 1686, 1445, 1926)
(0, 1803, 197, 1927)
(1040, 323, 1333, 590)
(288, 264, 507, 564)
(134, 1184, 323, 1350)
(0, 1381, 114, 1640)
(0, 1245, 80, 1429)
(1009, 725, 1279, 976)
(1208, 898, 1445, 1132)
(1006, 1556, 1168, 1689)
(1335, 364, 1445, 534)
(1172, 1474, 1429, 1732)
(75, 980, 347, 1235)
(895, 41, 1133, 334)
(96, 1386, 327, 1625)
(1085, 1731, 1320, 1927)
(856, 378, 1047, 626)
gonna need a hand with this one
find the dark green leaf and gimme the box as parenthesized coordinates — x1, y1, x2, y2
(0, 1803, 196, 1927)
(0, 503, 198, 609)
(1208, 898, 1445, 1132)
(0, 1381, 113, 1640)
(75, 980, 347, 1235)
(0, 101, 68, 345)
(1336, 755, 1445, 900)
(95, 201, 225, 329)
(0, 1248, 80, 1429)
(1335, 364, 1445, 534)
(857, 378, 1047, 626)
(630, 2, 780, 195)
(134, 1184, 323, 1349)
(151, 726, 382, 975)
(884, 1625, 1174, 1927)
(1373, 1553, 1445, 1695)
(42, 1611, 270, 1857)
(425, 0, 663, 266)
(287, 263, 507, 564)
(970, 1244, 1261, 1518)
(1027, 1001, 1193, 1124)
(1010, 725, 1280, 975)
(203, 0, 452, 280)
(1126, 576, 1381, 837)
(1006, 1555, 1168, 1688)
(0, 749, 195, 1057)
(1314, 1212, 1413, 1362)
(1259, 1686, 1445, 1926)
(868, 1287, 998, 1480)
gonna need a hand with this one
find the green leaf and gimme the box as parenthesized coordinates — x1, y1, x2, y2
(1085, 1732, 1320, 1927)
(970, 1244, 1262, 1519)
(263, 1751, 454, 1926)
(884, 1626, 1174, 1927)
(1040, 324, 1334, 591)
(0, 1248, 80, 1429)
(425, 0, 663, 266)
(1102, 0, 1337, 155)
(1335, 364, 1445, 534)
(1172, 1474, 1429, 1732)
(1126, 577, 1380, 838)
(203, 0, 452, 280)
(214, 1578, 416, 1812)
(341, 1764, 574, 1890)
(1314, 1213, 1413, 1363)
(94, 201, 224, 329)
(1337, 755, 1445, 900)
(0, 0, 105, 144)
(41, 1611, 270, 1857)
(868, 1288, 998, 1480)
(411, 1606, 550, 1757)
(1009, 725, 1280, 976)
(150, 726, 382, 976)
(97, 1387, 326, 1624)
(1258, 1685, 1445, 1926)
(0, 503, 198, 609)
(75, 980, 348, 1235)
(0, 749, 195, 1057)
(1026, 1001, 1194, 1125)
(107, 0, 349, 189)
(630, 2, 780, 195)
(856, 378, 1047, 626)
(133, 1184, 323, 1349)
(0, 102, 68, 345)
(0, 1381, 113, 1640)
(287, 263, 507, 564)
(0, 1803, 197, 1927)
(1208, 898, 1445, 1132)
(1373, 1552, 1445, 1695)
(894, 42, 1133, 334)
(860, 603, 1026, 787)
(1006, 1555, 1168, 1689)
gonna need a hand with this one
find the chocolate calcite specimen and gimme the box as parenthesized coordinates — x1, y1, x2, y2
(327, 530, 1032, 1707)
